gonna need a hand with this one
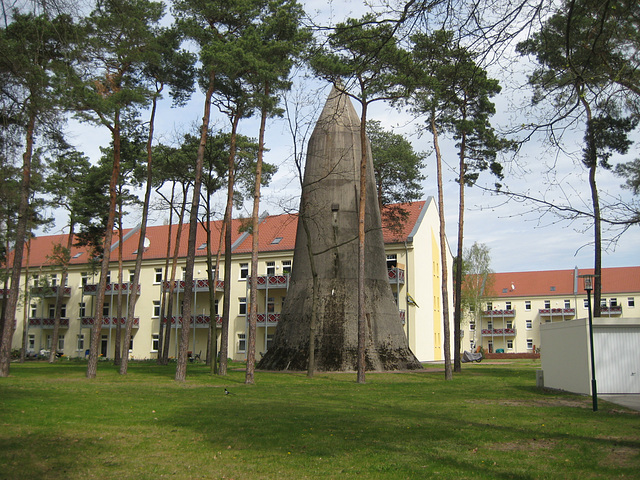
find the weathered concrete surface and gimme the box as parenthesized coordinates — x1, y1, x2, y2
(258, 87, 421, 371)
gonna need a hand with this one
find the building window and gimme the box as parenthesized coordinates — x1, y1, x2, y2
(153, 301, 161, 318)
(239, 297, 247, 316)
(507, 340, 513, 350)
(237, 333, 246, 353)
(271, 237, 282, 245)
(266, 334, 274, 351)
(214, 299, 219, 315)
(505, 301, 512, 311)
(57, 335, 65, 351)
(469, 321, 475, 331)
(239, 263, 249, 279)
(105, 272, 111, 284)
(386, 254, 397, 269)
(103, 303, 110, 317)
(282, 260, 292, 275)
(129, 337, 134, 352)
(77, 334, 84, 351)
(266, 261, 275, 275)
(28, 334, 35, 350)
(526, 320, 532, 329)
(600, 298, 607, 307)
(564, 299, 571, 309)
(30, 304, 37, 318)
(267, 297, 275, 313)
(51, 274, 58, 286)
(525, 301, 531, 311)
(48, 304, 55, 318)
(81, 272, 89, 285)
(506, 320, 513, 329)
(154, 268, 163, 284)
(583, 298, 589, 308)
(610, 298, 618, 307)
(486, 301, 493, 310)
(628, 297, 635, 308)
(487, 321, 493, 330)
(79, 302, 86, 318)
(151, 334, 159, 352)
(544, 300, 550, 309)
(527, 339, 533, 350)
(32, 274, 39, 286)
(129, 270, 135, 283)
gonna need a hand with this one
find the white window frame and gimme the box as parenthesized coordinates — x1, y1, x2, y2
(77, 334, 84, 351)
(57, 335, 65, 351)
(564, 299, 571, 309)
(153, 300, 161, 318)
(527, 339, 533, 350)
(505, 301, 512, 311)
(526, 319, 532, 330)
(28, 334, 35, 350)
(628, 297, 635, 308)
(507, 340, 513, 350)
(239, 297, 247, 316)
(154, 268, 163, 284)
(544, 300, 550, 309)
(524, 301, 531, 311)
(79, 302, 86, 318)
(237, 333, 246, 353)
(151, 334, 159, 352)
(266, 261, 276, 276)
(239, 263, 249, 279)
(282, 260, 292, 275)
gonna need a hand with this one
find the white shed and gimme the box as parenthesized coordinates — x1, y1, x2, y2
(540, 317, 640, 394)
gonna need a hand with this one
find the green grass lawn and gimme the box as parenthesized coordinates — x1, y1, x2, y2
(0, 360, 638, 480)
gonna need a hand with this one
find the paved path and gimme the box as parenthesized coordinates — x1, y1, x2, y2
(600, 395, 640, 411)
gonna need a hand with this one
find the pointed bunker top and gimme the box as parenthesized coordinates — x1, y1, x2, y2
(313, 84, 361, 135)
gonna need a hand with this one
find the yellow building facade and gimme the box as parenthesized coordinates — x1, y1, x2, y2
(6, 198, 454, 364)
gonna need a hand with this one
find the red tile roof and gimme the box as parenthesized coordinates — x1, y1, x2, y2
(9, 201, 428, 268)
(487, 267, 640, 297)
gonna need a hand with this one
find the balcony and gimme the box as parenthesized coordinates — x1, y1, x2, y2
(481, 328, 516, 336)
(256, 313, 280, 325)
(251, 275, 290, 290)
(539, 308, 576, 317)
(83, 283, 140, 296)
(601, 305, 623, 316)
(482, 309, 516, 317)
(162, 315, 221, 328)
(81, 317, 140, 328)
(388, 267, 405, 284)
(162, 279, 224, 293)
(28, 317, 70, 328)
(30, 286, 72, 298)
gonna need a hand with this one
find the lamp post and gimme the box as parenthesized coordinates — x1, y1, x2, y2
(580, 274, 598, 412)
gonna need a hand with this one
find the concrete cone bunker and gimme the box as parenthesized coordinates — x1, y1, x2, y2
(258, 87, 421, 371)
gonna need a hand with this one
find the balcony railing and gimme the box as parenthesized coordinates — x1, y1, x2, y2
(600, 305, 623, 316)
(28, 317, 70, 328)
(162, 279, 224, 293)
(482, 309, 516, 317)
(162, 315, 221, 328)
(481, 328, 516, 336)
(81, 317, 140, 328)
(256, 313, 280, 324)
(30, 286, 72, 298)
(539, 308, 576, 316)
(251, 275, 290, 290)
(388, 267, 405, 284)
(83, 283, 140, 296)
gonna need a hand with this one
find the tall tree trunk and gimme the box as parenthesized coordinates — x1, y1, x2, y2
(0, 111, 34, 377)
(20, 241, 32, 363)
(120, 85, 161, 375)
(175, 71, 214, 382)
(114, 216, 124, 366)
(580, 94, 602, 316)
(157, 183, 175, 364)
(87, 112, 122, 379)
(453, 133, 467, 373)
(431, 112, 453, 380)
(205, 209, 224, 372)
(356, 101, 369, 385)
(162, 187, 187, 364)
(219, 112, 240, 377)
(49, 224, 75, 363)
(246, 96, 269, 385)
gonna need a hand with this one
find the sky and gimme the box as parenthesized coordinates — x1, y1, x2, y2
(56, 0, 640, 275)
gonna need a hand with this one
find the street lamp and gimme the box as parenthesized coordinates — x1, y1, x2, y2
(580, 274, 598, 412)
